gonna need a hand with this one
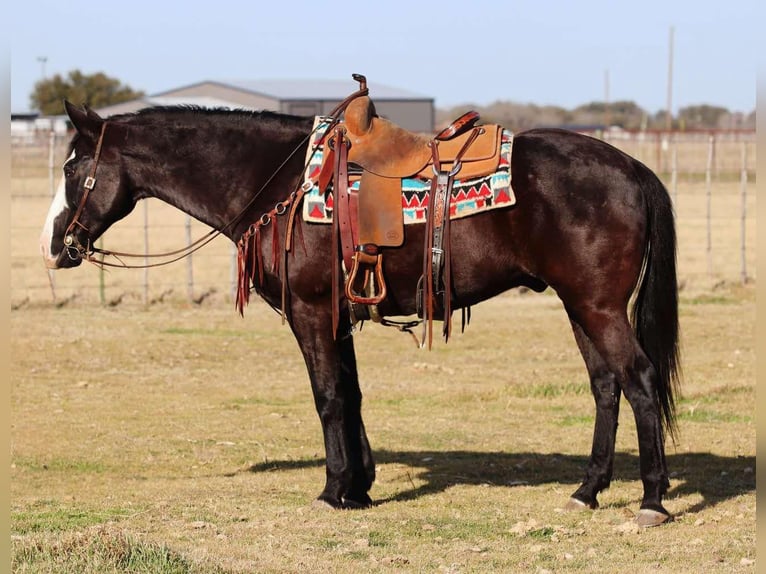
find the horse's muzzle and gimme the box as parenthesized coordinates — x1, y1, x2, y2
(41, 244, 83, 269)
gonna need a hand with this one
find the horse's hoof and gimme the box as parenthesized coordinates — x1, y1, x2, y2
(634, 508, 673, 527)
(311, 498, 339, 510)
(564, 497, 597, 512)
(341, 494, 373, 509)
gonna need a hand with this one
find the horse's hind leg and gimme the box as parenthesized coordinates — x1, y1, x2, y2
(289, 301, 375, 509)
(566, 307, 671, 526)
(566, 319, 622, 511)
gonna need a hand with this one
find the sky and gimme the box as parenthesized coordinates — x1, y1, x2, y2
(9, 0, 757, 115)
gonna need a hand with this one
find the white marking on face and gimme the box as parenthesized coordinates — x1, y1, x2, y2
(63, 148, 76, 168)
(40, 150, 76, 268)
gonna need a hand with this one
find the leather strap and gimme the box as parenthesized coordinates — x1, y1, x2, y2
(331, 126, 354, 338)
(332, 128, 355, 273)
(421, 127, 482, 348)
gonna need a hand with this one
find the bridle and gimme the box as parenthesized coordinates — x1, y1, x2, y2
(62, 121, 107, 261)
(61, 119, 313, 270)
(62, 75, 370, 270)
(62, 117, 303, 269)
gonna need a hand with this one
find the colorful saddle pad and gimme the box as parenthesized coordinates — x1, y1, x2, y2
(302, 117, 516, 225)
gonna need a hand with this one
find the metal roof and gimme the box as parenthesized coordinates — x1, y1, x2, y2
(143, 95, 257, 110)
(211, 78, 432, 101)
(94, 95, 261, 118)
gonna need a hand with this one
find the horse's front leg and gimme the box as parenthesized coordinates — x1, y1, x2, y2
(289, 299, 375, 508)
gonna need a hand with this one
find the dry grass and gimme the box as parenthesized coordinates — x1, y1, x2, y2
(10, 284, 755, 573)
(10, 135, 756, 572)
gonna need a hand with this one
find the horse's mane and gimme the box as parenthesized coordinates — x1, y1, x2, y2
(108, 105, 311, 127)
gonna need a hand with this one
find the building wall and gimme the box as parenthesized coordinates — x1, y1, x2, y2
(369, 100, 434, 134)
(280, 99, 434, 133)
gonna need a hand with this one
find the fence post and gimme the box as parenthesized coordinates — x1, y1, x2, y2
(230, 243, 237, 304)
(740, 142, 748, 284)
(48, 130, 56, 196)
(98, 238, 106, 305)
(705, 134, 714, 278)
(47, 130, 57, 302)
(656, 132, 662, 174)
(671, 135, 678, 207)
(143, 201, 150, 304)
(186, 215, 194, 302)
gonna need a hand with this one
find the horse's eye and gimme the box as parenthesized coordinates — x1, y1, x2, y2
(62, 149, 79, 178)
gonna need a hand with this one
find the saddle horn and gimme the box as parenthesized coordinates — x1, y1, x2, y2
(352, 73, 367, 91)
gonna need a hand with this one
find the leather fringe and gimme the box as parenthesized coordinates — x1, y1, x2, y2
(236, 225, 254, 316)
(235, 193, 301, 318)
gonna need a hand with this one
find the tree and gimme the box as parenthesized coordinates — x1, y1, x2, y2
(31, 69, 145, 115)
(677, 104, 729, 130)
(572, 100, 647, 129)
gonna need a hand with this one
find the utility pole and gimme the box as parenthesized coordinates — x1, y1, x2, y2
(665, 27, 674, 131)
(604, 69, 611, 132)
(37, 56, 48, 81)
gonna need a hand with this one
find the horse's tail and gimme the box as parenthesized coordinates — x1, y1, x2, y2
(631, 162, 681, 440)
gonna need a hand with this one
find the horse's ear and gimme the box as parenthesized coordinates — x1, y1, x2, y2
(64, 100, 103, 141)
(83, 104, 104, 122)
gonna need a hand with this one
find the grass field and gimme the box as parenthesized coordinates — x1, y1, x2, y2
(10, 135, 756, 572)
(10, 284, 756, 572)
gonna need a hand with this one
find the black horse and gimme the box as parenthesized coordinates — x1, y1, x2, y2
(40, 92, 680, 526)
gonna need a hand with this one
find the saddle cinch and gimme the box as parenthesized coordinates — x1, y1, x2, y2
(322, 78, 504, 345)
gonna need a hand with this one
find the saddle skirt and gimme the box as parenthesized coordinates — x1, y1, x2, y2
(301, 115, 516, 226)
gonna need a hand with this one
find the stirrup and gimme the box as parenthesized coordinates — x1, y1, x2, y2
(345, 248, 386, 306)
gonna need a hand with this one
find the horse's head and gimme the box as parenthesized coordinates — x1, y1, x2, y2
(40, 101, 137, 269)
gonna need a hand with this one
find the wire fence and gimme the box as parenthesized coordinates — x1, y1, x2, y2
(11, 129, 756, 309)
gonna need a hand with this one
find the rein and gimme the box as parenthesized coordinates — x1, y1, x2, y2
(67, 76, 370, 270)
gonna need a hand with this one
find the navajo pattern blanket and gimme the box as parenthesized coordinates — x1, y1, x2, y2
(302, 117, 516, 225)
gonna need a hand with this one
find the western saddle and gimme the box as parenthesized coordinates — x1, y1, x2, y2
(317, 75, 505, 346)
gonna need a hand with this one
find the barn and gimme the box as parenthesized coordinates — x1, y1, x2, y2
(94, 78, 435, 133)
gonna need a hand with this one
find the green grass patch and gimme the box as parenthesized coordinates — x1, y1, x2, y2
(507, 381, 589, 398)
(12, 526, 205, 574)
(389, 516, 507, 543)
(678, 385, 754, 405)
(527, 526, 556, 540)
(13, 456, 107, 474)
(344, 550, 370, 561)
(557, 414, 595, 426)
(13, 501, 135, 534)
(677, 408, 752, 424)
(367, 530, 389, 547)
(681, 294, 737, 306)
(316, 536, 342, 551)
